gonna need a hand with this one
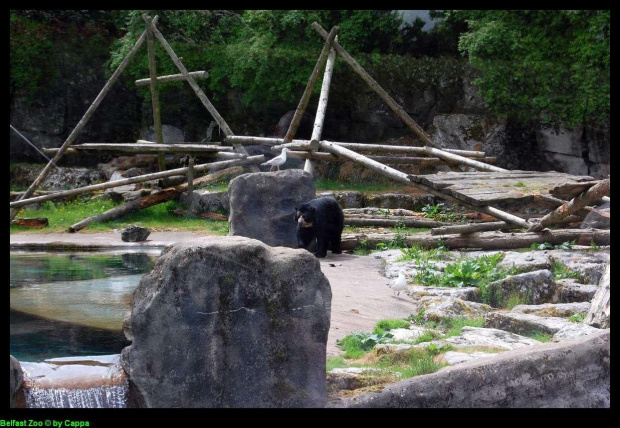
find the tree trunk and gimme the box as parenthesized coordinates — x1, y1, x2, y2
(11, 218, 49, 228)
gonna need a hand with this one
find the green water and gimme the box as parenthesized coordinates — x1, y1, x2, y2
(10, 252, 159, 362)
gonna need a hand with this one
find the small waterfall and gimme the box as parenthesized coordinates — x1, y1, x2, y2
(24, 384, 128, 408)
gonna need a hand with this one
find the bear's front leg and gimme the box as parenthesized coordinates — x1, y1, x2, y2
(315, 236, 327, 258)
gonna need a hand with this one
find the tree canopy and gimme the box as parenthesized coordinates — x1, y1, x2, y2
(449, 10, 610, 126)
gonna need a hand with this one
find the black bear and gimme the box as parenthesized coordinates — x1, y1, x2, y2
(295, 196, 344, 258)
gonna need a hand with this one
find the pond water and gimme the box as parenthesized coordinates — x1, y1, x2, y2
(10, 251, 160, 362)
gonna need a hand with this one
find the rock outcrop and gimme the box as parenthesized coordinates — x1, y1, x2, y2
(228, 170, 315, 248)
(121, 237, 332, 407)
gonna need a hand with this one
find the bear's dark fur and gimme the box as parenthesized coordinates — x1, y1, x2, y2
(295, 196, 344, 258)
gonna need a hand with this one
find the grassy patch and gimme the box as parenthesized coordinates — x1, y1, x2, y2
(441, 317, 485, 339)
(569, 313, 586, 323)
(373, 319, 411, 335)
(314, 178, 406, 193)
(527, 331, 554, 342)
(10, 198, 228, 234)
(421, 203, 465, 222)
(505, 292, 529, 310)
(336, 331, 394, 359)
(552, 260, 585, 282)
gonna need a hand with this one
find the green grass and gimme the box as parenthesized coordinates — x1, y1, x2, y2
(552, 260, 585, 282)
(505, 292, 529, 310)
(527, 331, 553, 342)
(10, 198, 228, 235)
(569, 313, 586, 323)
(373, 319, 411, 335)
(441, 317, 485, 339)
(375, 347, 450, 379)
(314, 178, 406, 193)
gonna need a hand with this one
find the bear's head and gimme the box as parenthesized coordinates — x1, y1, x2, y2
(295, 204, 315, 228)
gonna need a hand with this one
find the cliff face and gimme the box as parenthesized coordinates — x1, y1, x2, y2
(9, 34, 609, 178)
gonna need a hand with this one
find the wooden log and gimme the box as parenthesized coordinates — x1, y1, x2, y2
(143, 16, 259, 173)
(430, 215, 585, 236)
(528, 179, 610, 232)
(258, 137, 486, 157)
(306, 35, 338, 174)
(313, 22, 441, 149)
(285, 151, 495, 165)
(344, 218, 449, 228)
(11, 218, 49, 228)
(344, 208, 418, 216)
(318, 140, 530, 228)
(44, 143, 232, 153)
(187, 157, 194, 198)
(339, 229, 610, 251)
(422, 146, 507, 173)
(68, 166, 242, 233)
(10, 156, 264, 209)
(273, 141, 319, 152)
(224, 136, 285, 146)
(144, 14, 166, 171)
(283, 26, 339, 145)
(135, 71, 208, 86)
(10, 16, 160, 222)
(137, 139, 221, 146)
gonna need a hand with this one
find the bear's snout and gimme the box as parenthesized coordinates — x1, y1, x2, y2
(298, 216, 313, 228)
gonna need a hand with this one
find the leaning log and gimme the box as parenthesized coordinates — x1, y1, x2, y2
(286, 151, 496, 165)
(305, 34, 338, 174)
(11, 218, 49, 228)
(143, 16, 259, 173)
(10, 156, 264, 209)
(313, 22, 441, 149)
(10, 16, 160, 222)
(283, 26, 339, 146)
(318, 140, 530, 228)
(422, 146, 507, 173)
(135, 71, 208, 86)
(68, 166, 243, 233)
(528, 179, 610, 232)
(340, 229, 610, 251)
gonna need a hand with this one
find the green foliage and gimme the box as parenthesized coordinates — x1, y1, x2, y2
(108, 10, 413, 108)
(373, 319, 411, 335)
(527, 331, 553, 342)
(421, 203, 464, 222)
(529, 240, 575, 251)
(408, 311, 485, 340)
(336, 331, 393, 358)
(552, 260, 585, 282)
(505, 292, 528, 310)
(569, 312, 586, 323)
(437, 252, 509, 288)
(451, 10, 610, 126)
(10, 198, 228, 235)
(588, 240, 604, 252)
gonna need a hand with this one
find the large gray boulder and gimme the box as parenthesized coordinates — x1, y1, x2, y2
(484, 270, 556, 308)
(10, 355, 23, 408)
(329, 331, 610, 408)
(228, 170, 315, 248)
(121, 236, 332, 408)
(121, 225, 151, 242)
(584, 264, 610, 328)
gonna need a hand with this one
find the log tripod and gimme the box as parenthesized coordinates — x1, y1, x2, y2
(10, 14, 259, 222)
